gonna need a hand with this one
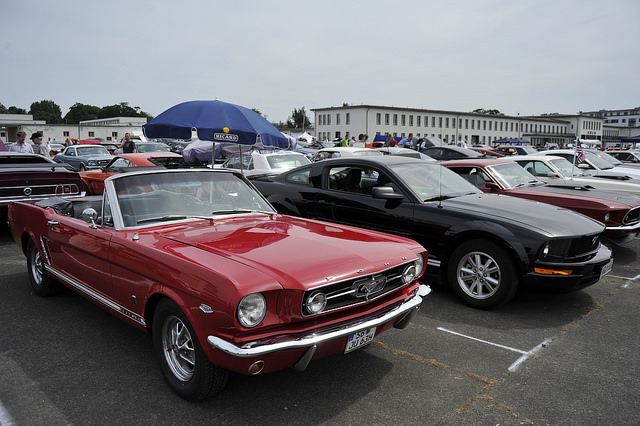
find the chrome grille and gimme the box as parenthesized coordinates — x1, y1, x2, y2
(302, 262, 414, 316)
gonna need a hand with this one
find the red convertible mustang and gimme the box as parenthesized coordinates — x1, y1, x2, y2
(443, 158, 640, 246)
(8, 169, 430, 400)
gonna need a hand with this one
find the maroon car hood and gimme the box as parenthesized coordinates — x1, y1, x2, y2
(159, 215, 421, 291)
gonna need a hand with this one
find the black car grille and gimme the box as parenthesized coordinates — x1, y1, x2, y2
(623, 207, 640, 225)
(302, 261, 414, 316)
(546, 234, 601, 262)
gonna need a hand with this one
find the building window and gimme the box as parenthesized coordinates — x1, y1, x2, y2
(376, 113, 381, 125)
(327, 114, 331, 125)
(432, 117, 436, 127)
(471, 120, 475, 130)
(346, 113, 350, 125)
(336, 113, 340, 125)
(483, 120, 486, 130)
(88, 131, 95, 137)
(465, 119, 469, 129)
(385, 113, 390, 125)
(438, 117, 442, 128)
(401, 114, 406, 126)
(393, 114, 398, 125)
(64, 131, 70, 137)
(409, 115, 413, 126)
(425, 116, 428, 127)
(445, 117, 449, 128)
(417, 116, 421, 127)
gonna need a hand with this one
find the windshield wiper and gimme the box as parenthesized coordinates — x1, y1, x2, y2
(136, 215, 188, 224)
(210, 209, 276, 217)
(424, 195, 456, 202)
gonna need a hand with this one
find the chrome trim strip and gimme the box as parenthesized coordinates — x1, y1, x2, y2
(44, 265, 146, 326)
(207, 284, 431, 358)
(428, 258, 441, 267)
(604, 222, 640, 232)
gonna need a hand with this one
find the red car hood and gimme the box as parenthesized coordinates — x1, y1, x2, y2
(158, 215, 422, 291)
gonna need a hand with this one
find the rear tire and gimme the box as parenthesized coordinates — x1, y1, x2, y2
(27, 240, 62, 296)
(152, 299, 229, 401)
(447, 239, 518, 309)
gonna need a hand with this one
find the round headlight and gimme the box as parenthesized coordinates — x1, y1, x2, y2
(88, 160, 96, 165)
(237, 293, 266, 328)
(305, 292, 327, 315)
(402, 264, 417, 284)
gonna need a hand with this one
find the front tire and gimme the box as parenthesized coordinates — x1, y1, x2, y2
(447, 239, 519, 309)
(27, 240, 62, 296)
(152, 299, 229, 401)
(79, 164, 86, 171)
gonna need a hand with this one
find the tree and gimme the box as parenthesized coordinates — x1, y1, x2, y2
(286, 107, 311, 129)
(472, 108, 504, 116)
(0, 103, 8, 114)
(64, 103, 101, 124)
(30, 100, 63, 124)
(6, 105, 27, 114)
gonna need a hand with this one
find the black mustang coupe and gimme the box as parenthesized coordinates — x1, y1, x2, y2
(250, 156, 613, 309)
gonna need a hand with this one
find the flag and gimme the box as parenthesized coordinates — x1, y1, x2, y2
(576, 139, 585, 164)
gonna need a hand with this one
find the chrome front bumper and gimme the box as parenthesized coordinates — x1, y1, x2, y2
(207, 284, 431, 359)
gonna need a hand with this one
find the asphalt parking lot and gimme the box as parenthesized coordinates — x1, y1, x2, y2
(1, 225, 638, 426)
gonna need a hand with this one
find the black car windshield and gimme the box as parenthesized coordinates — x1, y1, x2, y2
(389, 162, 481, 201)
(112, 170, 274, 226)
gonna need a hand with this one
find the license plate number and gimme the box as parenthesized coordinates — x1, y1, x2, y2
(600, 259, 613, 279)
(344, 327, 376, 353)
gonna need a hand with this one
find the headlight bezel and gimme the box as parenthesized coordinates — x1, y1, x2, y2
(237, 293, 267, 328)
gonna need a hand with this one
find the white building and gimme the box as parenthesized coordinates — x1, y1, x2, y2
(0, 115, 147, 144)
(311, 105, 606, 148)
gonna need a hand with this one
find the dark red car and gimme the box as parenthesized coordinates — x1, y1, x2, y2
(443, 158, 640, 246)
(8, 168, 429, 400)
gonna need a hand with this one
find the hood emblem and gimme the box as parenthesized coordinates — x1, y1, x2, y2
(23, 187, 33, 196)
(353, 275, 387, 299)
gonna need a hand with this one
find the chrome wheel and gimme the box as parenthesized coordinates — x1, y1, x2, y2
(30, 248, 44, 287)
(161, 315, 196, 382)
(456, 251, 501, 300)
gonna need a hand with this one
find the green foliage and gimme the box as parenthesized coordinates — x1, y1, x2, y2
(251, 108, 262, 116)
(472, 108, 504, 116)
(64, 103, 101, 124)
(30, 100, 63, 124)
(286, 107, 311, 129)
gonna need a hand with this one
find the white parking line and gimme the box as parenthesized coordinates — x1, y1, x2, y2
(437, 327, 549, 372)
(0, 400, 16, 426)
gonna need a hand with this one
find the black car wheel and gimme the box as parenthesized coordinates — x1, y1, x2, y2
(152, 298, 229, 401)
(27, 240, 62, 296)
(447, 239, 518, 309)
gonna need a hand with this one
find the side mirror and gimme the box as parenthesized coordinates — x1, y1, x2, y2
(82, 207, 98, 229)
(371, 186, 404, 200)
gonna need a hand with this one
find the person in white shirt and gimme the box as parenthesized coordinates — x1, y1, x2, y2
(9, 131, 34, 153)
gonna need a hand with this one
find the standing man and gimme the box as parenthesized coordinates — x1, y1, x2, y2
(31, 132, 50, 158)
(9, 131, 34, 153)
(121, 132, 137, 153)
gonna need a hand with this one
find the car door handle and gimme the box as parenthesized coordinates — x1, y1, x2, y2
(47, 221, 59, 228)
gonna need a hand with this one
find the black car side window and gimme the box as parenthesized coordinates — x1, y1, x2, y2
(284, 168, 311, 185)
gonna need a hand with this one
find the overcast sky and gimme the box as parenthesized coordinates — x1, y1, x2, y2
(2, 0, 638, 123)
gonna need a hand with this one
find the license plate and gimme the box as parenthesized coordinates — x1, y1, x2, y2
(600, 259, 613, 279)
(344, 327, 376, 353)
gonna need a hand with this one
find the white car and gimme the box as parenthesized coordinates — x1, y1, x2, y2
(311, 147, 383, 161)
(512, 154, 640, 196)
(219, 150, 311, 177)
(536, 148, 640, 180)
(606, 150, 640, 164)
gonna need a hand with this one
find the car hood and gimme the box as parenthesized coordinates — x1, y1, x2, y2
(441, 193, 605, 237)
(158, 215, 422, 291)
(506, 186, 640, 209)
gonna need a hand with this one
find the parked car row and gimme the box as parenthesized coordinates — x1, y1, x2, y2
(3, 142, 638, 402)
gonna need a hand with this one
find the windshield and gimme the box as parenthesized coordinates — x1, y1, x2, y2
(389, 162, 481, 201)
(486, 162, 539, 189)
(77, 146, 110, 156)
(266, 154, 310, 169)
(548, 158, 583, 177)
(584, 151, 615, 170)
(591, 150, 623, 166)
(112, 170, 274, 226)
